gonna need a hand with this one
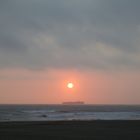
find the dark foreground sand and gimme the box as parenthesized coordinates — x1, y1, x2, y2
(0, 120, 140, 140)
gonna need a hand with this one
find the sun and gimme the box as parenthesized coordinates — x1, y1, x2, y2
(67, 82, 74, 89)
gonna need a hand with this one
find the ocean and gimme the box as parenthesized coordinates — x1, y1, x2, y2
(0, 105, 140, 121)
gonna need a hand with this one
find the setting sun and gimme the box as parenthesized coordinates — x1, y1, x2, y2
(67, 82, 74, 89)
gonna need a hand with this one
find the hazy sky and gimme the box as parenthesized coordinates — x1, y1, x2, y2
(0, 0, 140, 104)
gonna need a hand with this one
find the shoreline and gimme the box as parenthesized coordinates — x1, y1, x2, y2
(0, 119, 140, 123)
(0, 120, 140, 139)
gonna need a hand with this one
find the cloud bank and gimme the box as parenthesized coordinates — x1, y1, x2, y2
(0, 0, 140, 70)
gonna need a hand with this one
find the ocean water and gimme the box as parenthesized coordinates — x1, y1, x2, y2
(0, 105, 140, 121)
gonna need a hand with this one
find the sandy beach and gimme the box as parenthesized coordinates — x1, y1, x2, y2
(0, 120, 140, 140)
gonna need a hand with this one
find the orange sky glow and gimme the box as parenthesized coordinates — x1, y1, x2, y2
(0, 69, 140, 104)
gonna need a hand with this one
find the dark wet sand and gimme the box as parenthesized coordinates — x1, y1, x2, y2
(0, 120, 140, 140)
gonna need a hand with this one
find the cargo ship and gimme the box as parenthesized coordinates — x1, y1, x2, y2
(62, 101, 85, 105)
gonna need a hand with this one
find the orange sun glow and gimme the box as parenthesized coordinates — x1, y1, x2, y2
(67, 82, 74, 89)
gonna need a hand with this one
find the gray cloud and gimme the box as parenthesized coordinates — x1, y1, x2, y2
(0, 0, 140, 70)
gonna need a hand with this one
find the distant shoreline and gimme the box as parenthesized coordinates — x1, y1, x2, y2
(0, 104, 140, 106)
